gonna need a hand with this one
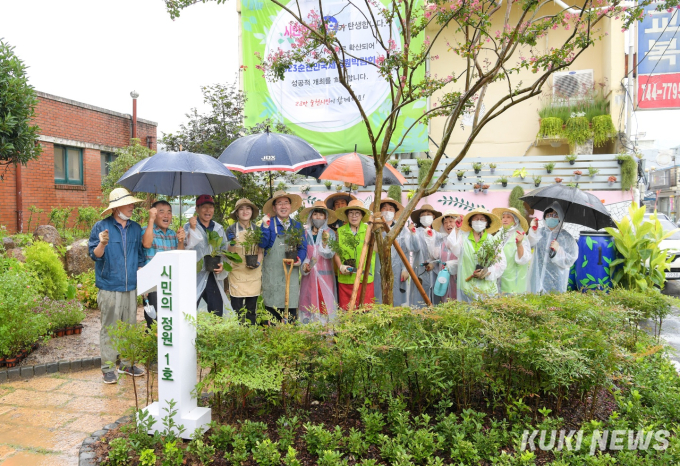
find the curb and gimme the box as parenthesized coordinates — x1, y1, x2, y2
(0, 357, 101, 384)
(78, 414, 130, 466)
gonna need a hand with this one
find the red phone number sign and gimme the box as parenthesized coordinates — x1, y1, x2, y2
(638, 73, 680, 109)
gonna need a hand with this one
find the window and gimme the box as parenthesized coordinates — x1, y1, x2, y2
(54, 145, 83, 185)
(101, 151, 117, 178)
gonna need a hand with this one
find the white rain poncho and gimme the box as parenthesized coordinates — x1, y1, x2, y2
(374, 222, 410, 306)
(527, 202, 578, 294)
(408, 226, 441, 308)
(446, 228, 507, 302)
(299, 216, 338, 325)
(497, 215, 532, 294)
(184, 221, 233, 316)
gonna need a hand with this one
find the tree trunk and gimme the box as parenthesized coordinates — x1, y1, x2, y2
(376, 233, 394, 305)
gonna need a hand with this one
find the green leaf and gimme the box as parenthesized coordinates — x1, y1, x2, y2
(586, 236, 594, 250)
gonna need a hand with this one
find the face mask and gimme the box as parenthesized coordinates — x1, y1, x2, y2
(312, 219, 325, 228)
(545, 218, 560, 229)
(471, 220, 487, 233)
(420, 215, 434, 227)
(383, 211, 395, 222)
(117, 211, 131, 221)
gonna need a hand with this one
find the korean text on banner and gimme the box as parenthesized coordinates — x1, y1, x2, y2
(241, 0, 428, 155)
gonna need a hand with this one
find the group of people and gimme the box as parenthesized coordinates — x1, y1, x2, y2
(88, 186, 578, 383)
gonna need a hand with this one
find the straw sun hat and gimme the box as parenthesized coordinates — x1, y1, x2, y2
(369, 196, 404, 214)
(492, 207, 529, 232)
(101, 188, 144, 216)
(410, 203, 442, 228)
(324, 192, 358, 210)
(299, 200, 337, 225)
(262, 190, 303, 217)
(335, 199, 371, 223)
(432, 209, 462, 232)
(460, 207, 502, 233)
(230, 198, 260, 221)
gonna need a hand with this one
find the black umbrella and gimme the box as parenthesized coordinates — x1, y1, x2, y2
(520, 183, 615, 257)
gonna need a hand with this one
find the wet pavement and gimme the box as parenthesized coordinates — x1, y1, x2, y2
(640, 280, 680, 373)
(0, 368, 155, 465)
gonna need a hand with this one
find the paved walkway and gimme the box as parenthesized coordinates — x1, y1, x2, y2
(0, 369, 153, 466)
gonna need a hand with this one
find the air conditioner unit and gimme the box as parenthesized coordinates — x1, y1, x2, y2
(552, 69, 594, 101)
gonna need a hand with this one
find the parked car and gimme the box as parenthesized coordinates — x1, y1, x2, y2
(644, 212, 680, 280)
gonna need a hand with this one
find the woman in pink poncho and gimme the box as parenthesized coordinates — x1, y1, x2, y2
(432, 210, 463, 304)
(298, 200, 338, 325)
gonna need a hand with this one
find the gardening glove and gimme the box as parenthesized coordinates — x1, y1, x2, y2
(515, 231, 525, 244)
(339, 264, 352, 275)
(409, 223, 416, 234)
(321, 230, 330, 246)
(189, 216, 197, 230)
(401, 270, 409, 282)
(455, 217, 463, 229)
(550, 240, 560, 252)
(262, 215, 271, 227)
(98, 229, 109, 245)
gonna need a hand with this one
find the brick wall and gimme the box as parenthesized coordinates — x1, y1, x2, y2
(0, 93, 158, 234)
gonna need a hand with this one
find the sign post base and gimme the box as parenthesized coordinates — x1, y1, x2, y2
(143, 401, 212, 438)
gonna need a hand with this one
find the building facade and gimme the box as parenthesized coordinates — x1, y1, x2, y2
(0, 91, 157, 233)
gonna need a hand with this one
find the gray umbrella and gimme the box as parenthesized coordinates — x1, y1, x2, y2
(117, 151, 241, 214)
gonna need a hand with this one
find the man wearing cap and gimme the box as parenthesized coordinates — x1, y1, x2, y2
(88, 187, 146, 384)
(370, 196, 409, 306)
(141, 200, 186, 329)
(407, 204, 443, 308)
(185, 195, 231, 317)
(260, 190, 307, 322)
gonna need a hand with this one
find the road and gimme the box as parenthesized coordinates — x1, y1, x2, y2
(639, 280, 680, 372)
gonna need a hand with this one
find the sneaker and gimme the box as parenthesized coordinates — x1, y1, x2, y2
(103, 371, 118, 384)
(119, 365, 145, 377)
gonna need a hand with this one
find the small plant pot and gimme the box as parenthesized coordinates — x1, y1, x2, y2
(474, 188, 480, 193)
(574, 175, 581, 181)
(457, 175, 463, 181)
(31, 342, 39, 350)
(5, 357, 18, 368)
(65, 327, 74, 336)
(55, 328, 65, 338)
(501, 182, 508, 187)
(343, 259, 356, 269)
(482, 188, 488, 194)
(16, 353, 24, 363)
(474, 169, 481, 174)
(203, 255, 222, 272)
(608, 181, 614, 187)
(284, 249, 298, 261)
(617, 159, 623, 165)
(534, 182, 541, 187)
(0, 357, 5, 368)
(555, 180, 562, 184)
(569, 160, 575, 165)
(546, 169, 553, 174)
(325, 185, 332, 190)
(74, 324, 84, 335)
(490, 168, 496, 174)
(245, 255, 259, 268)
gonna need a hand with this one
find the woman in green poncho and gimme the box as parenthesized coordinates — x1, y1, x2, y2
(492, 207, 532, 294)
(445, 208, 506, 302)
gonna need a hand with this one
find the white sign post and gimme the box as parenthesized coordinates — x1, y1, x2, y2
(137, 250, 211, 438)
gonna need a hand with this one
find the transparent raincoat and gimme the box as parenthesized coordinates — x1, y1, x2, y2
(408, 226, 441, 308)
(433, 225, 458, 303)
(374, 223, 410, 306)
(527, 202, 578, 294)
(498, 217, 532, 294)
(299, 217, 338, 325)
(446, 229, 506, 302)
(184, 222, 233, 316)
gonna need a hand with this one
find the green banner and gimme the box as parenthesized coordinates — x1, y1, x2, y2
(241, 0, 427, 155)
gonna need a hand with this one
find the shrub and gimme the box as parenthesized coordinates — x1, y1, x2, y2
(24, 241, 69, 299)
(32, 298, 86, 331)
(508, 186, 527, 218)
(70, 270, 98, 309)
(387, 185, 402, 203)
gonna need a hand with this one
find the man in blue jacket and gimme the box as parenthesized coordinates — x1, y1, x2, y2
(89, 188, 146, 383)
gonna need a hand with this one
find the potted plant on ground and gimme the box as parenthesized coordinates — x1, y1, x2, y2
(608, 175, 617, 187)
(489, 163, 497, 174)
(588, 167, 599, 178)
(565, 154, 577, 165)
(283, 226, 304, 261)
(555, 177, 563, 184)
(456, 170, 465, 181)
(544, 162, 555, 174)
(472, 162, 483, 174)
(533, 175, 542, 187)
(240, 227, 263, 268)
(498, 176, 508, 187)
(573, 170, 582, 181)
(512, 168, 528, 180)
(324, 180, 332, 190)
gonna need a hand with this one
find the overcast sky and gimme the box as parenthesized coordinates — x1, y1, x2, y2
(0, 0, 240, 141)
(1, 0, 677, 152)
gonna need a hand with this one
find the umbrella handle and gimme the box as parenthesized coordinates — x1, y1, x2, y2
(549, 249, 557, 259)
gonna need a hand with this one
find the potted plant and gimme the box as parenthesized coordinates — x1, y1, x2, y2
(473, 183, 481, 193)
(615, 154, 627, 165)
(300, 184, 311, 195)
(565, 154, 577, 165)
(324, 180, 333, 190)
(573, 170, 582, 181)
(543, 162, 555, 174)
(512, 168, 528, 180)
(202, 231, 243, 272)
(334, 230, 360, 269)
(588, 166, 599, 178)
(537, 117, 564, 139)
(283, 226, 303, 261)
(482, 184, 490, 193)
(489, 163, 497, 174)
(350, 184, 359, 193)
(498, 175, 508, 187)
(389, 159, 400, 168)
(533, 175, 542, 187)
(335, 184, 343, 192)
(608, 175, 617, 187)
(402, 165, 411, 175)
(456, 170, 465, 181)
(466, 228, 508, 281)
(472, 162, 483, 174)
(592, 114, 617, 148)
(555, 177, 563, 184)
(240, 227, 263, 268)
